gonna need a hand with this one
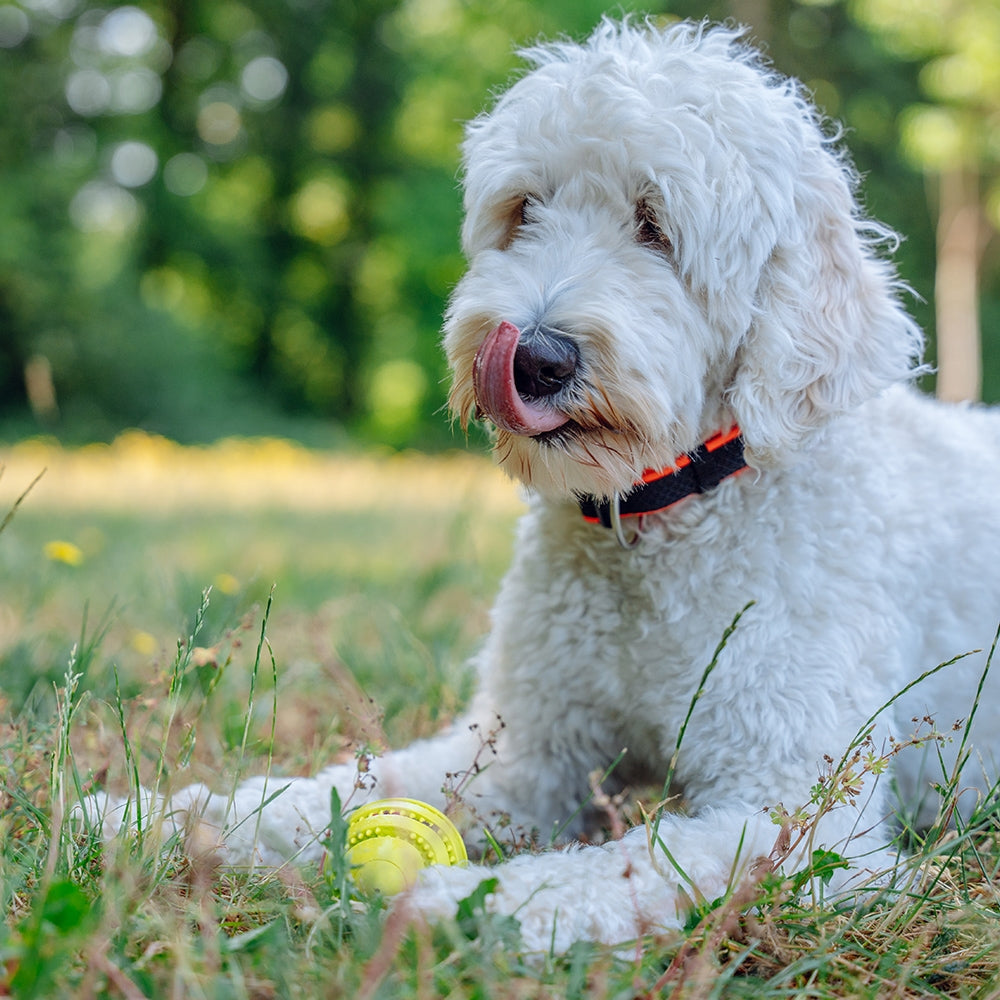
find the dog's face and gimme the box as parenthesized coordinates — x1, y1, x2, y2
(444, 22, 921, 500)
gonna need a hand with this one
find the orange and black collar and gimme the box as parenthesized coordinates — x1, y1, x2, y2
(577, 425, 746, 529)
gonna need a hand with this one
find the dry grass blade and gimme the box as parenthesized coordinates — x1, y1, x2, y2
(0, 466, 45, 536)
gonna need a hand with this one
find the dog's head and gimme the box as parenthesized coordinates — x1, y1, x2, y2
(444, 19, 923, 499)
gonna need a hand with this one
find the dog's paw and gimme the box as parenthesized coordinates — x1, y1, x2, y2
(73, 788, 171, 841)
(405, 838, 681, 954)
(408, 860, 497, 918)
(73, 766, 365, 868)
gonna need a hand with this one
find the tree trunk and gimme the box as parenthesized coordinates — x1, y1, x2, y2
(934, 168, 983, 403)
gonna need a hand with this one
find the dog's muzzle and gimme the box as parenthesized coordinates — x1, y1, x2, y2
(473, 321, 575, 436)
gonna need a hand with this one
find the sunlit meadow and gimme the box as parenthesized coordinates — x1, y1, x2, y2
(1, 432, 521, 733)
(1, 435, 999, 998)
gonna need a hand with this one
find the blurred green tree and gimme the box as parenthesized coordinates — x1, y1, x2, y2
(0, 0, 660, 445)
(0, 0, 997, 446)
(852, 0, 1000, 401)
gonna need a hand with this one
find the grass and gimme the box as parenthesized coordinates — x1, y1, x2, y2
(1, 432, 999, 998)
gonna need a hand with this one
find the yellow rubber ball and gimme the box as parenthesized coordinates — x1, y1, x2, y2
(346, 798, 467, 896)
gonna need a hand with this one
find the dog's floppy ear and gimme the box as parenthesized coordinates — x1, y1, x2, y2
(726, 157, 924, 465)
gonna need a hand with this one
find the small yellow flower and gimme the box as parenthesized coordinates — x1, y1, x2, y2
(213, 572, 240, 595)
(44, 540, 84, 566)
(130, 630, 158, 656)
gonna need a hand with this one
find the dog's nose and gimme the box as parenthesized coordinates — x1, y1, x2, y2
(513, 325, 579, 398)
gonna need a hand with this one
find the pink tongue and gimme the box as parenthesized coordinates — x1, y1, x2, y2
(473, 322, 571, 436)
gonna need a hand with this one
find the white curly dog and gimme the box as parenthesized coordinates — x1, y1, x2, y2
(91, 20, 1000, 953)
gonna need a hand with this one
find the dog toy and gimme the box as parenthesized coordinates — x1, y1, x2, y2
(346, 798, 467, 895)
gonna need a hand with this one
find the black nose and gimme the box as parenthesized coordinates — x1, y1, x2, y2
(513, 325, 579, 398)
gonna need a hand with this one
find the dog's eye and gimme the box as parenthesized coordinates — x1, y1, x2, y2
(518, 194, 540, 227)
(635, 201, 674, 257)
(499, 194, 539, 249)
(500, 194, 539, 249)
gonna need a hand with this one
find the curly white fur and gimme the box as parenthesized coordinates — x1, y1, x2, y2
(85, 20, 1000, 955)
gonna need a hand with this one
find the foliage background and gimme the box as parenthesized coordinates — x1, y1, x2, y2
(1, 0, 998, 450)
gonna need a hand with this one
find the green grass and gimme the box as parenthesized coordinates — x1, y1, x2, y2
(1, 437, 999, 998)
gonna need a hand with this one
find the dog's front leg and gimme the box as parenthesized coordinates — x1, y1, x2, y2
(78, 696, 524, 868)
(196, 693, 588, 865)
(398, 804, 775, 953)
(402, 798, 898, 954)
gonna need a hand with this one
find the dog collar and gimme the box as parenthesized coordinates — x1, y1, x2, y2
(577, 425, 746, 544)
